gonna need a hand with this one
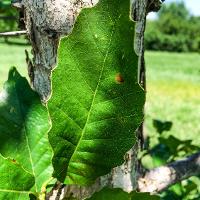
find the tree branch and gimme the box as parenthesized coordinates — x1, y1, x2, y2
(0, 30, 27, 37)
(138, 152, 200, 193)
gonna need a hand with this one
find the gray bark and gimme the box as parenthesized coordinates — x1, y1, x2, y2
(22, 0, 98, 101)
(138, 152, 200, 193)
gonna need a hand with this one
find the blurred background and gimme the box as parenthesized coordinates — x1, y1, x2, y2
(0, 0, 200, 199)
(0, 0, 29, 86)
(144, 0, 200, 199)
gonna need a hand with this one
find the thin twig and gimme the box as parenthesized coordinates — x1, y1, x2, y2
(0, 30, 27, 37)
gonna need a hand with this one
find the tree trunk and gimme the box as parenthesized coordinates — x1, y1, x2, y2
(22, 0, 99, 101)
(16, 0, 159, 199)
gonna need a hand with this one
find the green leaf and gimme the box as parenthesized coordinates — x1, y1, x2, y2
(86, 188, 160, 200)
(0, 155, 34, 200)
(152, 119, 173, 134)
(48, 0, 145, 185)
(0, 68, 53, 198)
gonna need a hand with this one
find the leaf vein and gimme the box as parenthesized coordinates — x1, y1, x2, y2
(87, 114, 136, 125)
(66, 21, 116, 174)
(54, 105, 83, 130)
(94, 92, 135, 106)
(14, 84, 37, 192)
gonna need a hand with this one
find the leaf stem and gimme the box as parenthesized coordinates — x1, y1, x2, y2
(39, 177, 55, 200)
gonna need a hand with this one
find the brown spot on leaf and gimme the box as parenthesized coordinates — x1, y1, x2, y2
(115, 73, 124, 84)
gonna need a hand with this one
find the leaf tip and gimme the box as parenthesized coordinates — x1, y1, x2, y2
(8, 66, 21, 81)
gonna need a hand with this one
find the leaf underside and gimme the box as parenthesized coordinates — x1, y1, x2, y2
(48, 0, 145, 185)
(0, 68, 53, 199)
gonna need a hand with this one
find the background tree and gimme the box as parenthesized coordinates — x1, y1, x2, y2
(145, 2, 200, 52)
(0, 0, 18, 32)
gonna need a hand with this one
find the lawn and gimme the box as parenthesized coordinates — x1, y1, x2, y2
(0, 40, 29, 87)
(0, 42, 199, 147)
(145, 51, 200, 147)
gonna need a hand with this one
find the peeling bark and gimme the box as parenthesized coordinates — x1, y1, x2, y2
(21, 0, 98, 101)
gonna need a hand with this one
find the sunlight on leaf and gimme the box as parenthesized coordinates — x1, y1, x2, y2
(0, 68, 53, 199)
(48, 0, 145, 185)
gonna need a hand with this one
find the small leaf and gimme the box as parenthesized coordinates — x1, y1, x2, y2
(153, 119, 173, 134)
(0, 68, 53, 198)
(48, 0, 145, 185)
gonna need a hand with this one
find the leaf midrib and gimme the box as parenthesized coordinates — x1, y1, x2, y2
(66, 23, 116, 176)
(0, 189, 30, 194)
(14, 84, 37, 192)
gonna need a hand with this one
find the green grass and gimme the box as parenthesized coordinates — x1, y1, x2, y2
(145, 51, 200, 146)
(0, 40, 30, 88)
(0, 41, 199, 147)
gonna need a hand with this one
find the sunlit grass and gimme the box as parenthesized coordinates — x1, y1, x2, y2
(0, 39, 30, 88)
(145, 51, 200, 146)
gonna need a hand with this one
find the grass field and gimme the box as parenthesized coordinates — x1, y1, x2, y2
(145, 51, 200, 147)
(0, 41, 200, 147)
(0, 40, 29, 87)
